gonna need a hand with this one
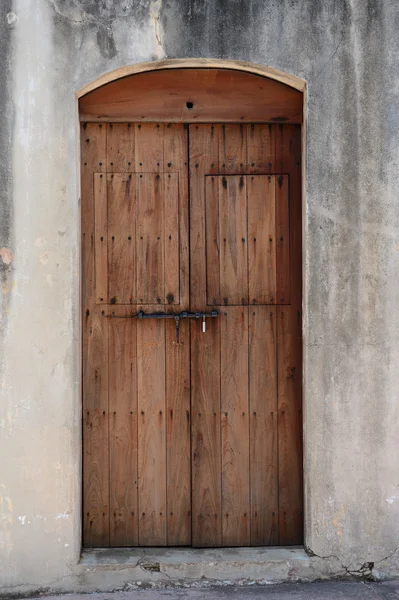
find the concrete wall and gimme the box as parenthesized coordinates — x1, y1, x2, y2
(1, 0, 399, 594)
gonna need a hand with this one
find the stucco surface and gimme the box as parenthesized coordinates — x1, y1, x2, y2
(1, 0, 399, 594)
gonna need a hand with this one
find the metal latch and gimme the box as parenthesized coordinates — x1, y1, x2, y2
(108, 310, 218, 343)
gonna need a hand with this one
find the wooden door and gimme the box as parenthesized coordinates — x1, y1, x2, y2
(82, 121, 302, 548)
(82, 123, 191, 547)
(189, 124, 302, 547)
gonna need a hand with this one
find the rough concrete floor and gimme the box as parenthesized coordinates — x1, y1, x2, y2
(21, 581, 399, 600)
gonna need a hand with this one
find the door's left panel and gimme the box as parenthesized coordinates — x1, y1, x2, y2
(82, 123, 191, 547)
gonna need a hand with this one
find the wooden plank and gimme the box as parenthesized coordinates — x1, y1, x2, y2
(107, 174, 136, 304)
(136, 173, 165, 305)
(219, 124, 247, 173)
(109, 318, 138, 546)
(249, 306, 278, 545)
(83, 306, 109, 546)
(94, 173, 108, 304)
(107, 122, 135, 172)
(275, 174, 290, 304)
(81, 123, 109, 548)
(205, 175, 220, 306)
(248, 175, 276, 304)
(219, 175, 248, 305)
(81, 122, 106, 303)
(189, 124, 220, 310)
(164, 173, 180, 305)
(191, 316, 222, 546)
(276, 124, 302, 307)
(277, 306, 303, 545)
(221, 307, 250, 546)
(137, 314, 167, 546)
(80, 69, 303, 123)
(135, 123, 163, 172)
(247, 124, 275, 174)
(164, 123, 189, 308)
(165, 319, 191, 545)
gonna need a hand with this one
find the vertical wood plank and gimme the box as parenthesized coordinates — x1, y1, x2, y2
(109, 318, 138, 546)
(81, 123, 106, 303)
(276, 124, 302, 307)
(164, 124, 189, 308)
(107, 122, 135, 172)
(248, 175, 276, 304)
(189, 124, 220, 310)
(83, 307, 109, 546)
(219, 124, 247, 173)
(135, 123, 163, 172)
(276, 174, 290, 304)
(219, 176, 248, 305)
(247, 124, 275, 174)
(191, 316, 222, 546)
(164, 173, 180, 305)
(221, 307, 250, 546)
(249, 306, 278, 545)
(137, 315, 167, 546)
(278, 306, 303, 545)
(107, 174, 136, 304)
(136, 174, 164, 305)
(165, 319, 191, 545)
(205, 175, 220, 306)
(94, 173, 108, 304)
(82, 123, 109, 548)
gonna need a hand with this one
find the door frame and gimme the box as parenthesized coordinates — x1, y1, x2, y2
(76, 58, 307, 550)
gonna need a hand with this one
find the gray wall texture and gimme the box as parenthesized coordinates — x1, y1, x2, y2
(1, 0, 399, 594)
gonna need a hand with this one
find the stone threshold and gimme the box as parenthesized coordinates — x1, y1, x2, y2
(74, 547, 340, 591)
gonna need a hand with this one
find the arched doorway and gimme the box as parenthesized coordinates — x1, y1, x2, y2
(79, 62, 303, 548)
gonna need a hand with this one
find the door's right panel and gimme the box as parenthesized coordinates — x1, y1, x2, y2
(189, 124, 302, 547)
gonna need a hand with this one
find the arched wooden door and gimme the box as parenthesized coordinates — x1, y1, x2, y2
(80, 68, 303, 548)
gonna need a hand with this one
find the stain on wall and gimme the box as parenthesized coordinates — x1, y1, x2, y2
(0, 3, 14, 329)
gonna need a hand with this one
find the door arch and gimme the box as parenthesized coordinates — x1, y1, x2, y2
(79, 61, 303, 548)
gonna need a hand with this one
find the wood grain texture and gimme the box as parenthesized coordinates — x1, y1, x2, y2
(164, 173, 180, 305)
(189, 125, 220, 310)
(136, 174, 165, 305)
(107, 122, 135, 172)
(219, 124, 247, 173)
(94, 173, 108, 304)
(135, 123, 163, 172)
(164, 123, 189, 308)
(137, 314, 167, 546)
(248, 175, 276, 304)
(165, 319, 191, 545)
(82, 123, 109, 548)
(191, 316, 222, 546)
(109, 318, 138, 546)
(275, 174, 290, 304)
(80, 68, 303, 123)
(249, 306, 278, 545)
(107, 174, 136, 304)
(275, 126, 303, 545)
(219, 176, 248, 305)
(247, 124, 275, 174)
(221, 307, 250, 546)
(205, 176, 220, 306)
(82, 120, 303, 548)
(83, 306, 109, 547)
(277, 305, 303, 545)
(78, 60, 306, 98)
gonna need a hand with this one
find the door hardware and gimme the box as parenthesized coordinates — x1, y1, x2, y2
(106, 310, 218, 343)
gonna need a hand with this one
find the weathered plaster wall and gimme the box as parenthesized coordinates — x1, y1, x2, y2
(1, 0, 399, 594)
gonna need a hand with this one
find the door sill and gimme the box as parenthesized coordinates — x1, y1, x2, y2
(75, 546, 336, 590)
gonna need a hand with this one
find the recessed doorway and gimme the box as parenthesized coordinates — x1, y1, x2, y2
(80, 66, 303, 548)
